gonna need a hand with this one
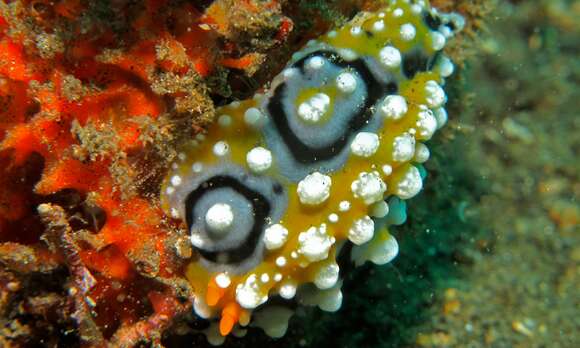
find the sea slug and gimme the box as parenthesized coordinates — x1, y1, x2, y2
(161, 0, 464, 344)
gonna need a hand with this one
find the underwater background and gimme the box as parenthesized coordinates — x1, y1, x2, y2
(0, 0, 577, 347)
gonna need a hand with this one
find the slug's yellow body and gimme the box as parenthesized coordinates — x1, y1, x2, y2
(161, 0, 463, 343)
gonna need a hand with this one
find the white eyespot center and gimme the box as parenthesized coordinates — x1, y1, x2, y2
(205, 203, 234, 236)
(297, 93, 331, 124)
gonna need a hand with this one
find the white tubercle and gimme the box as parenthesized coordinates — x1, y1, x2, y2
(305, 56, 325, 71)
(424, 80, 446, 108)
(215, 273, 231, 288)
(246, 146, 272, 173)
(297, 172, 332, 205)
(372, 20, 385, 32)
(382, 164, 393, 176)
(192, 162, 203, 173)
(336, 71, 357, 93)
(297, 93, 330, 124)
(350, 132, 380, 157)
(392, 133, 416, 162)
(217, 114, 232, 127)
(170, 175, 182, 186)
(338, 200, 351, 212)
(351, 231, 399, 266)
(244, 107, 265, 127)
(416, 107, 438, 140)
(205, 203, 234, 236)
(381, 95, 408, 120)
(351, 171, 387, 205)
(275, 256, 287, 267)
(318, 284, 343, 312)
(328, 213, 339, 223)
(213, 141, 229, 157)
(433, 107, 448, 129)
(400, 23, 416, 41)
(370, 200, 389, 218)
(414, 143, 430, 163)
(297, 224, 335, 262)
(236, 274, 267, 309)
(263, 224, 289, 250)
(372, 234, 399, 265)
(431, 31, 447, 51)
(350, 26, 363, 36)
(438, 56, 455, 78)
(396, 165, 423, 199)
(379, 46, 402, 68)
(279, 281, 297, 299)
(194, 296, 213, 319)
(348, 216, 375, 245)
(314, 262, 340, 289)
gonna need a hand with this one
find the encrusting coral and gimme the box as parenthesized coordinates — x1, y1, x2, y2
(0, 0, 293, 345)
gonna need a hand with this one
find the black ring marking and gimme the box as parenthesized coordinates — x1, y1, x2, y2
(402, 49, 441, 79)
(266, 50, 394, 164)
(184, 175, 270, 264)
(423, 11, 442, 31)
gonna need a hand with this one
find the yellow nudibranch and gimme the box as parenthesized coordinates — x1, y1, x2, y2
(161, 0, 464, 344)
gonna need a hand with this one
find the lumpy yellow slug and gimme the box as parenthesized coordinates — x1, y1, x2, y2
(161, 0, 464, 344)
